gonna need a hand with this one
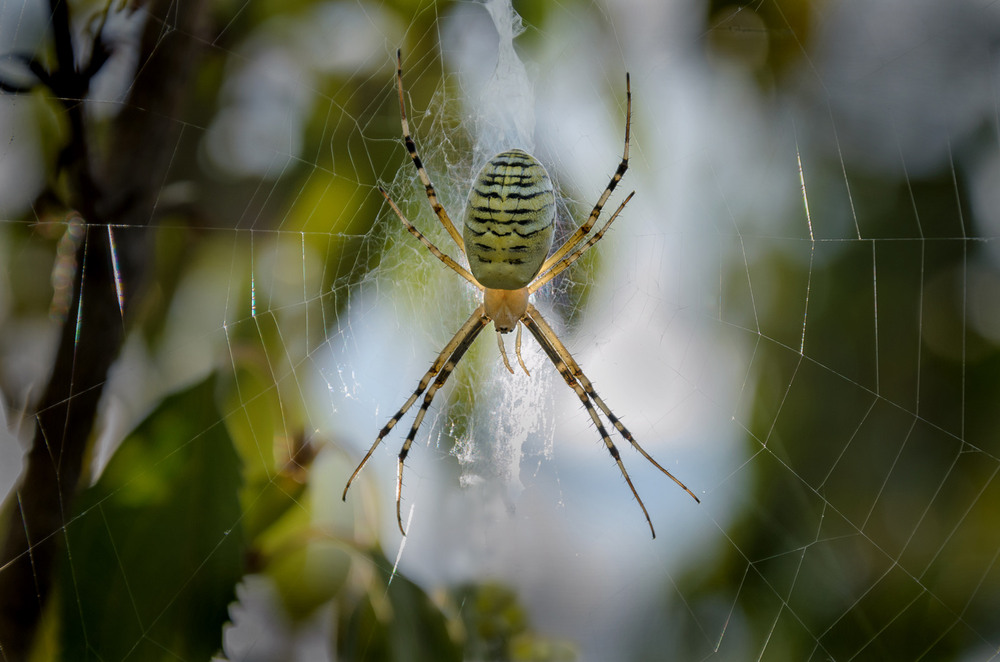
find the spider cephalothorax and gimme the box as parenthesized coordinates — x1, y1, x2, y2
(342, 50, 699, 537)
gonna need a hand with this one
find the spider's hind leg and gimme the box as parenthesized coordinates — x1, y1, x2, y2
(394, 49, 465, 254)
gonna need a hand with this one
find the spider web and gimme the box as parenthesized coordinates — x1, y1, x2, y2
(1, 0, 999, 660)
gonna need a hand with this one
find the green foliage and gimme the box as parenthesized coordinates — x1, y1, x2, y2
(333, 557, 576, 662)
(456, 582, 577, 662)
(56, 375, 244, 661)
(665, 164, 1000, 660)
(337, 549, 463, 662)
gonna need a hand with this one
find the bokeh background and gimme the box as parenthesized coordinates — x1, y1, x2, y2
(1, 0, 999, 660)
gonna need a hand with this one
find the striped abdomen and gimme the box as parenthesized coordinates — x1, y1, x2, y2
(463, 149, 555, 290)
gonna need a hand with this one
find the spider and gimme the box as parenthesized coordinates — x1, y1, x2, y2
(342, 50, 699, 538)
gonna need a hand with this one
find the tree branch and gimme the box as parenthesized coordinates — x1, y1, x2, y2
(0, 1, 210, 657)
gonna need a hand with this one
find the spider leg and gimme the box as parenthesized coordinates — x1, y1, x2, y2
(496, 329, 515, 374)
(396, 306, 490, 535)
(521, 309, 658, 539)
(536, 73, 631, 276)
(495, 323, 531, 375)
(342, 306, 489, 501)
(527, 304, 700, 504)
(379, 187, 481, 289)
(395, 49, 466, 254)
(529, 191, 634, 294)
(514, 322, 530, 376)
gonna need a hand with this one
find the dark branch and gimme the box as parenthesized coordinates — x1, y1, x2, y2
(0, 1, 211, 657)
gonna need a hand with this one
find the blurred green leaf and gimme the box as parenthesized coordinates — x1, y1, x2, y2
(58, 374, 244, 661)
(456, 582, 577, 662)
(266, 531, 351, 621)
(338, 550, 462, 662)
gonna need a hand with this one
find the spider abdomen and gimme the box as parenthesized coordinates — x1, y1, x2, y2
(463, 149, 555, 290)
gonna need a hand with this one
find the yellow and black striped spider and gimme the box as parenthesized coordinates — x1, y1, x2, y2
(343, 51, 699, 537)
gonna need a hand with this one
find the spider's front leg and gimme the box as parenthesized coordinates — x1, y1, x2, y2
(393, 308, 490, 535)
(486, 288, 532, 376)
(342, 307, 488, 503)
(495, 323, 530, 376)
